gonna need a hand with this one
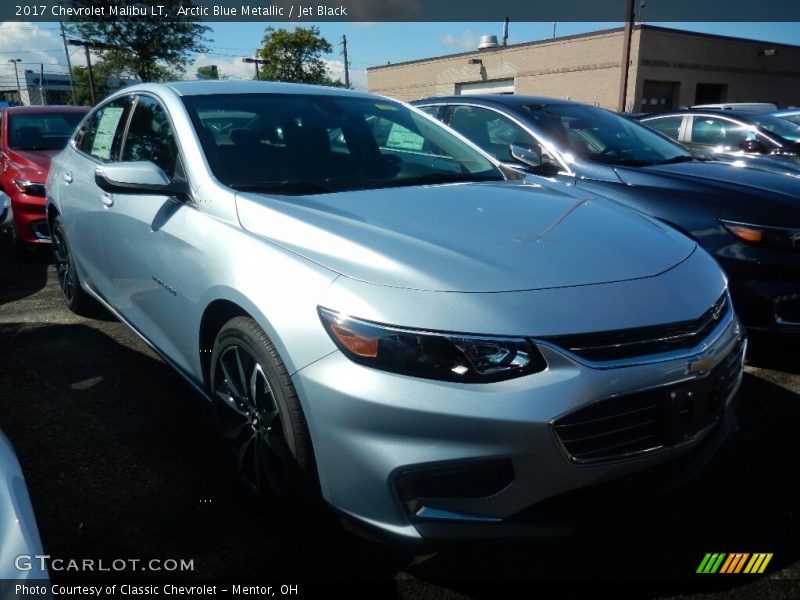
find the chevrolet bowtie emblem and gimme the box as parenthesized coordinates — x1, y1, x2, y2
(686, 355, 715, 376)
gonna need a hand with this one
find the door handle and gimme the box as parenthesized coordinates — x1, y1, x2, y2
(62, 172, 73, 184)
(100, 193, 114, 207)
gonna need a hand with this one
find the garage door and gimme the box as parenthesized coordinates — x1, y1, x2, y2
(457, 79, 515, 95)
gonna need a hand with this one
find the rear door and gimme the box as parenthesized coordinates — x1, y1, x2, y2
(58, 97, 132, 293)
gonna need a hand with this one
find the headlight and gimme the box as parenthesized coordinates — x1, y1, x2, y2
(318, 307, 546, 383)
(720, 219, 800, 251)
(13, 179, 46, 197)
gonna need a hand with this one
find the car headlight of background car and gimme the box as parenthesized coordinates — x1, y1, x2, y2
(318, 307, 547, 383)
(720, 219, 800, 251)
(12, 179, 46, 197)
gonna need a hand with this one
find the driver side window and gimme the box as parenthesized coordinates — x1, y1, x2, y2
(122, 95, 179, 176)
(447, 105, 557, 173)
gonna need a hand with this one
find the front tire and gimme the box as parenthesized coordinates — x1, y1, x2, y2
(51, 214, 93, 315)
(210, 317, 318, 503)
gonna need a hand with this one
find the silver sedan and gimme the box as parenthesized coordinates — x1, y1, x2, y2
(46, 81, 744, 540)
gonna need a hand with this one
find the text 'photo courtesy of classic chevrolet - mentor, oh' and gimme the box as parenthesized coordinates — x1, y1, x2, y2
(46, 81, 745, 541)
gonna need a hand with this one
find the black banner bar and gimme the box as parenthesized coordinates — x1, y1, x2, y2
(2, 0, 800, 22)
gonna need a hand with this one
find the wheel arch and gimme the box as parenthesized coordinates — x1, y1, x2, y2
(198, 299, 252, 390)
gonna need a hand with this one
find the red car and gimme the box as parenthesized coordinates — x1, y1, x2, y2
(0, 105, 89, 254)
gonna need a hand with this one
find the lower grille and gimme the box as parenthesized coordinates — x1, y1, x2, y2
(552, 338, 745, 464)
(30, 219, 50, 240)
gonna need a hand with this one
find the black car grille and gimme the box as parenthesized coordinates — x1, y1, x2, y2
(543, 293, 729, 362)
(552, 337, 745, 464)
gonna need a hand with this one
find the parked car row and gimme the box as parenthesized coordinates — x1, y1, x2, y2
(2, 82, 796, 547)
(0, 104, 89, 254)
(412, 95, 800, 337)
(36, 81, 763, 543)
(635, 109, 800, 177)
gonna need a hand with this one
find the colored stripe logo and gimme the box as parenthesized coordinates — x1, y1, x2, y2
(697, 553, 773, 574)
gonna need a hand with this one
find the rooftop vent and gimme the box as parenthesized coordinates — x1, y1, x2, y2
(478, 35, 499, 49)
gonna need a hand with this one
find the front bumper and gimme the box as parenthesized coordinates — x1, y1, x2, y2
(293, 305, 744, 541)
(716, 245, 800, 335)
(8, 190, 49, 245)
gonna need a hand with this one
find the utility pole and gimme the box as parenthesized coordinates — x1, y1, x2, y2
(617, 0, 635, 113)
(242, 57, 268, 80)
(59, 20, 76, 105)
(67, 39, 99, 104)
(8, 59, 21, 104)
(340, 35, 350, 88)
(39, 64, 46, 105)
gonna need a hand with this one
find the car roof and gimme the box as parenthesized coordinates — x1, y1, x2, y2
(2, 105, 90, 114)
(640, 109, 770, 120)
(130, 80, 378, 100)
(412, 94, 579, 108)
(772, 108, 800, 116)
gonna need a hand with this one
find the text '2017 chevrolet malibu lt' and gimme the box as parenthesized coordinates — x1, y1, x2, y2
(47, 82, 744, 540)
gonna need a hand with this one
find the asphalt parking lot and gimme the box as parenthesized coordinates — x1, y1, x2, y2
(1, 243, 798, 598)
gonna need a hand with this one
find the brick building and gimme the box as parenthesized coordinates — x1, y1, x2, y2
(367, 25, 800, 112)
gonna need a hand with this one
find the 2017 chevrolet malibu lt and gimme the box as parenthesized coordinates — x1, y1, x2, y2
(413, 95, 800, 336)
(0, 105, 89, 255)
(47, 82, 744, 540)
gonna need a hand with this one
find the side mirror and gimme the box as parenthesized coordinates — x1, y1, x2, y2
(509, 143, 543, 168)
(94, 162, 192, 202)
(0, 192, 11, 229)
(739, 138, 767, 154)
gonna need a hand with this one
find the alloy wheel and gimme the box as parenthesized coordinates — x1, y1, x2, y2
(213, 344, 292, 496)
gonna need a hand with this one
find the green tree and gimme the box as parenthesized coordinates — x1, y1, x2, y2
(196, 65, 220, 80)
(255, 26, 344, 86)
(66, 0, 210, 81)
(70, 62, 119, 105)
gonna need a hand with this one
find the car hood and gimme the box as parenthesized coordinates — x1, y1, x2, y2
(236, 181, 696, 292)
(6, 149, 58, 180)
(615, 159, 800, 200)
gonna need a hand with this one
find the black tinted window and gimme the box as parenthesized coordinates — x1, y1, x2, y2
(122, 95, 179, 176)
(182, 93, 502, 194)
(8, 111, 86, 151)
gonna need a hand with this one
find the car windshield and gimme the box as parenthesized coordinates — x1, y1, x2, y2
(522, 103, 693, 166)
(749, 113, 800, 142)
(8, 112, 86, 151)
(182, 93, 504, 194)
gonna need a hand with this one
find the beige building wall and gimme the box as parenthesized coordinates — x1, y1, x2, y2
(636, 28, 800, 109)
(368, 28, 641, 110)
(368, 26, 800, 111)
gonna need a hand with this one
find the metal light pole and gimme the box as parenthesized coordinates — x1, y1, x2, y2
(8, 59, 21, 105)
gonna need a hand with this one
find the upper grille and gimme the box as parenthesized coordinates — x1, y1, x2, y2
(543, 293, 729, 362)
(552, 337, 744, 464)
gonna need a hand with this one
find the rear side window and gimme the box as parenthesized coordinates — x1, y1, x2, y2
(76, 98, 131, 161)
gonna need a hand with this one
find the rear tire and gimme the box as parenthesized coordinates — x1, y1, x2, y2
(51, 214, 94, 315)
(209, 317, 319, 504)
